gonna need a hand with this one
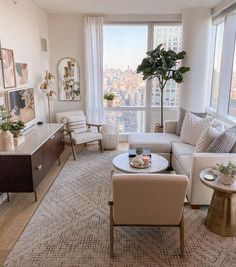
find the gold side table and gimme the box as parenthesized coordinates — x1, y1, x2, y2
(200, 168, 236, 237)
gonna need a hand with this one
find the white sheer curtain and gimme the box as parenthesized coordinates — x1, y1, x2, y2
(85, 16, 104, 125)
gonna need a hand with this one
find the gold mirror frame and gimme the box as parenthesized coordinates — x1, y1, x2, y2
(57, 57, 80, 101)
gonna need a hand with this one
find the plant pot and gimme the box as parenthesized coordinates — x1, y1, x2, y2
(2, 130, 14, 151)
(155, 123, 164, 133)
(218, 172, 235, 185)
(10, 130, 21, 138)
(107, 100, 113, 107)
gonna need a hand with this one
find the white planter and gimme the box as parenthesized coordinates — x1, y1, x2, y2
(218, 173, 235, 185)
(2, 131, 14, 151)
(107, 100, 113, 107)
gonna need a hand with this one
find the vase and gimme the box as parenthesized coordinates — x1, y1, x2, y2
(218, 172, 235, 185)
(107, 100, 113, 107)
(2, 131, 14, 151)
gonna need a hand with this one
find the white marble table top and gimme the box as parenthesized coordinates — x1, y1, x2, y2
(0, 123, 63, 155)
(200, 168, 236, 193)
(113, 153, 168, 173)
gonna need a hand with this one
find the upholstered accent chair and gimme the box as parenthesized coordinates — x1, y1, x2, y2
(109, 173, 189, 258)
(56, 110, 103, 160)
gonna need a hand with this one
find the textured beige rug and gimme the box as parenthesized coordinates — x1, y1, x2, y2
(3, 150, 236, 267)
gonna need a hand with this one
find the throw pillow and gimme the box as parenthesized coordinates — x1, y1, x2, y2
(180, 111, 212, 146)
(206, 126, 236, 153)
(67, 115, 87, 133)
(176, 107, 207, 136)
(194, 126, 222, 152)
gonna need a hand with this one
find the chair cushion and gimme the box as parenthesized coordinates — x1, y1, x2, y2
(67, 115, 87, 133)
(176, 107, 207, 136)
(72, 132, 102, 145)
(172, 142, 195, 159)
(129, 133, 182, 153)
(180, 111, 212, 145)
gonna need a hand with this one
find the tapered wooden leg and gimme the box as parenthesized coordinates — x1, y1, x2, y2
(180, 214, 184, 258)
(58, 157, 61, 166)
(69, 132, 76, 160)
(99, 140, 103, 152)
(110, 205, 114, 258)
(7, 193, 10, 202)
(34, 190, 37, 202)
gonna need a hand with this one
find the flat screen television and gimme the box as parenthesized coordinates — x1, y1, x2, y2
(8, 88, 36, 129)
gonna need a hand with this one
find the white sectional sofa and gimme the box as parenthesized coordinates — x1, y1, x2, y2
(128, 120, 236, 207)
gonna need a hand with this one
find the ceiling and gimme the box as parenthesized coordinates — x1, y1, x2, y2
(31, 0, 222, 14)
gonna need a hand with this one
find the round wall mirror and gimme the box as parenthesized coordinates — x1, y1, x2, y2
(57, 57, 80, 101)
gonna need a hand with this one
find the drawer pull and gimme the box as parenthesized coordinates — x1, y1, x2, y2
(35, 164, 42, 171)
(50, 135, 55, 140)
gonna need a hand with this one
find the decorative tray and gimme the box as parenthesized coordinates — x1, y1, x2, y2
(130, 161, 151, 169)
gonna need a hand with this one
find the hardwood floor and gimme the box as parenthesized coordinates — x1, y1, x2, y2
(0, 142, 128, 266)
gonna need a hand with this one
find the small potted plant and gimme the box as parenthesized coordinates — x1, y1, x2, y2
(136, 147, 143, 156)
(104, 92, 116, 107)
(0, 105, 26, 150)
(216, 162, 236, 185)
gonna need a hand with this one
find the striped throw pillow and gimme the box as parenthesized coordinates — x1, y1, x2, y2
(67, 115, 87, 133)
(206, 126, 236, 153)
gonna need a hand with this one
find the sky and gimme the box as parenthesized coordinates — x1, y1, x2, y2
(103, 25, 148, 70)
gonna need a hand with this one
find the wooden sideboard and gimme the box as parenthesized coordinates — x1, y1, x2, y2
(0, 123, 65, 201)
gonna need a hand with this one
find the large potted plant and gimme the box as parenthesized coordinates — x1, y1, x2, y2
(137, 44, 190, 132)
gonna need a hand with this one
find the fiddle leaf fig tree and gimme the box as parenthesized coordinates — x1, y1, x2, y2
(137, 44, 190, 128)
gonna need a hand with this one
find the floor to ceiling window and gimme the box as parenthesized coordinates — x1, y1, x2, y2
(103, 23, 182, 134)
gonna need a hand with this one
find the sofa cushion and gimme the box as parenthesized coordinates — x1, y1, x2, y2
(176, 107, 207, 136)
(178, 155, 192, 177)
(172, 142, 195, 159)
(194, 126, 222, 152)
(206, 126, 236, 153)
(180, 111, 212, 146)
(128, 133, 182, 153)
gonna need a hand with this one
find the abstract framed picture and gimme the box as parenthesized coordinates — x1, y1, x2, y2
(15, 63, 29, 87)
(8, 88, 35, 123)
(1, 48, 16, 89)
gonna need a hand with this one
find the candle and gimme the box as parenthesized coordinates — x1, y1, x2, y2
(142, 155, 150, 166)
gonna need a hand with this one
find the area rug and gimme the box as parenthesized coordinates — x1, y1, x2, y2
(3, 150, 236, 267)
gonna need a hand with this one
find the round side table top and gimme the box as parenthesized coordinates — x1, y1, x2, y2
(112, 153, 168, 173)
(200, 168, 236, 193)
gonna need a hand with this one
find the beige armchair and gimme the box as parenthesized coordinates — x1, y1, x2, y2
(109, 173, 188, 258)
(56, 110, 103, 160)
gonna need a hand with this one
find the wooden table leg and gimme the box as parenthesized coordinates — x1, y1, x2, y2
(34, 190, 37, 202)
(7, 193, 10, 202)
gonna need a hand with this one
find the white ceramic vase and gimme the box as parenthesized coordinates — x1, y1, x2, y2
(218, 172, 235, 185)
(107, 100, 113, 107)
(2, 130, 14, 151)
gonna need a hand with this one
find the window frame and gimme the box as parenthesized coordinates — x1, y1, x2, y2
(103, 21, 182, 137)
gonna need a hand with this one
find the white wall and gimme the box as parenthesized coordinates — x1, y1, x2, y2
(0, 0, 49, 122)
(48, 14, 84, 117)
(179, 8, 211, 112)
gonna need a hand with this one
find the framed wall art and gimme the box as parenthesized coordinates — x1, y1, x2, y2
(8, 88, 35, 124)
(1, 48, 16, 89)
(15, 62, 29, 87)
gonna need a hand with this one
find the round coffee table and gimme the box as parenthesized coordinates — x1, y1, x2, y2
(113, 153, 168, 173)
(200, 168, 236, 237)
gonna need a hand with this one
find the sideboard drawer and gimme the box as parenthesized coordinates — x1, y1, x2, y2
(31, 146, 44, 188)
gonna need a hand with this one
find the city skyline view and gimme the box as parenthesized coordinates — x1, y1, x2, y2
(103, 24, 182, 133)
